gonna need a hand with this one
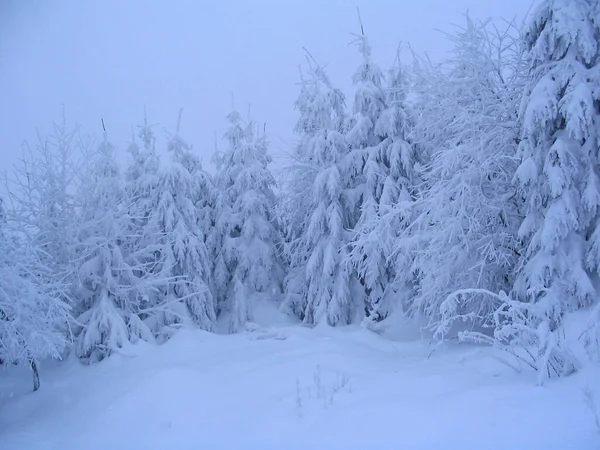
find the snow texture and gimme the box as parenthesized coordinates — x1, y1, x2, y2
(0, 314, 597, 449)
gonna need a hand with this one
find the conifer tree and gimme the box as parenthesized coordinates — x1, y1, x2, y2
(348, 33, 418, 322)
(346, 29, 387, 317)
(141, 111, 216, 339)
(507, 0, 600, 380)
(282, 57, 363, 326)
(122, 112, 165, 342)
(213, 110, 283, 332)
(73, 133, 144, 362)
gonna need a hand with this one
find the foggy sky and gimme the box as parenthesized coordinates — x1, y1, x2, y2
(0, 0, 532, 175)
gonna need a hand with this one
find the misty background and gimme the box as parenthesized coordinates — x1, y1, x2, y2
(0, 0, 531, 175)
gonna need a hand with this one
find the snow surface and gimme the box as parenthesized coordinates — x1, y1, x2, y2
(0, 305, 598, 449)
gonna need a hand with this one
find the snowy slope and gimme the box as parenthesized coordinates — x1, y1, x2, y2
(0, 310, 598, 450)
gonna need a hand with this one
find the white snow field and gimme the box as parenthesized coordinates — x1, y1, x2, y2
(0, 307, 598, 450)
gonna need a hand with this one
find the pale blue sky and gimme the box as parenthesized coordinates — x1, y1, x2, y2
(0, 0, 532, 174)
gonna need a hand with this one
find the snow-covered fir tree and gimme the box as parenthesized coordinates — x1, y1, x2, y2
(0, 196, 71, 390)
(348, 34, 418, 323)
(507, 0, 600, 381)
(212, 109, 284, 332)
(139, 112, 216, 340)
(73, 132, 151, 362)
(282, 58, 363, 326)
(124, 114, 160, 242)
(121, 112, 166, 341)
(125, 113, 159, 191)
(373, 54, 420, 322)
(345, 30, 388, 318)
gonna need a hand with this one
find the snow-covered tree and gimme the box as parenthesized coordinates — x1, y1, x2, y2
(73, 133, 152, 362)
(125, 113, 159, 191)
(282, 57, 363, 326)
(0, 197, 71, 390)
(345, 30, 388, 317)
(373, 55, 420, 322)
(122, 113, 166, 336)
(407, 16, 525, 337)
(212, 110, 284, 332)
(504, 0, 600, 381)
(348, 35, 418, 322)
(6, 114, 88, 307)
(138, 112, 216, 340)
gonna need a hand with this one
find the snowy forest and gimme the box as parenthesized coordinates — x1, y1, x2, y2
(1, 0, 600, 408)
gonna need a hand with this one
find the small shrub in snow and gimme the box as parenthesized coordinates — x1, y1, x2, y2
(294, 366, 352, 414)
(583, 384, 600, 434)
(438, 288, 580, 384)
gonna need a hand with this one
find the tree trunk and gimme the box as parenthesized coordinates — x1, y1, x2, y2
(30, 358, 40, 391)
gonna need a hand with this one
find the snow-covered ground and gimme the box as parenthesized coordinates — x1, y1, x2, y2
(0, 307, 598, 450)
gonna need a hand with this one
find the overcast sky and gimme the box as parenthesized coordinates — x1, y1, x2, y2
(0, 0, 532, 175)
